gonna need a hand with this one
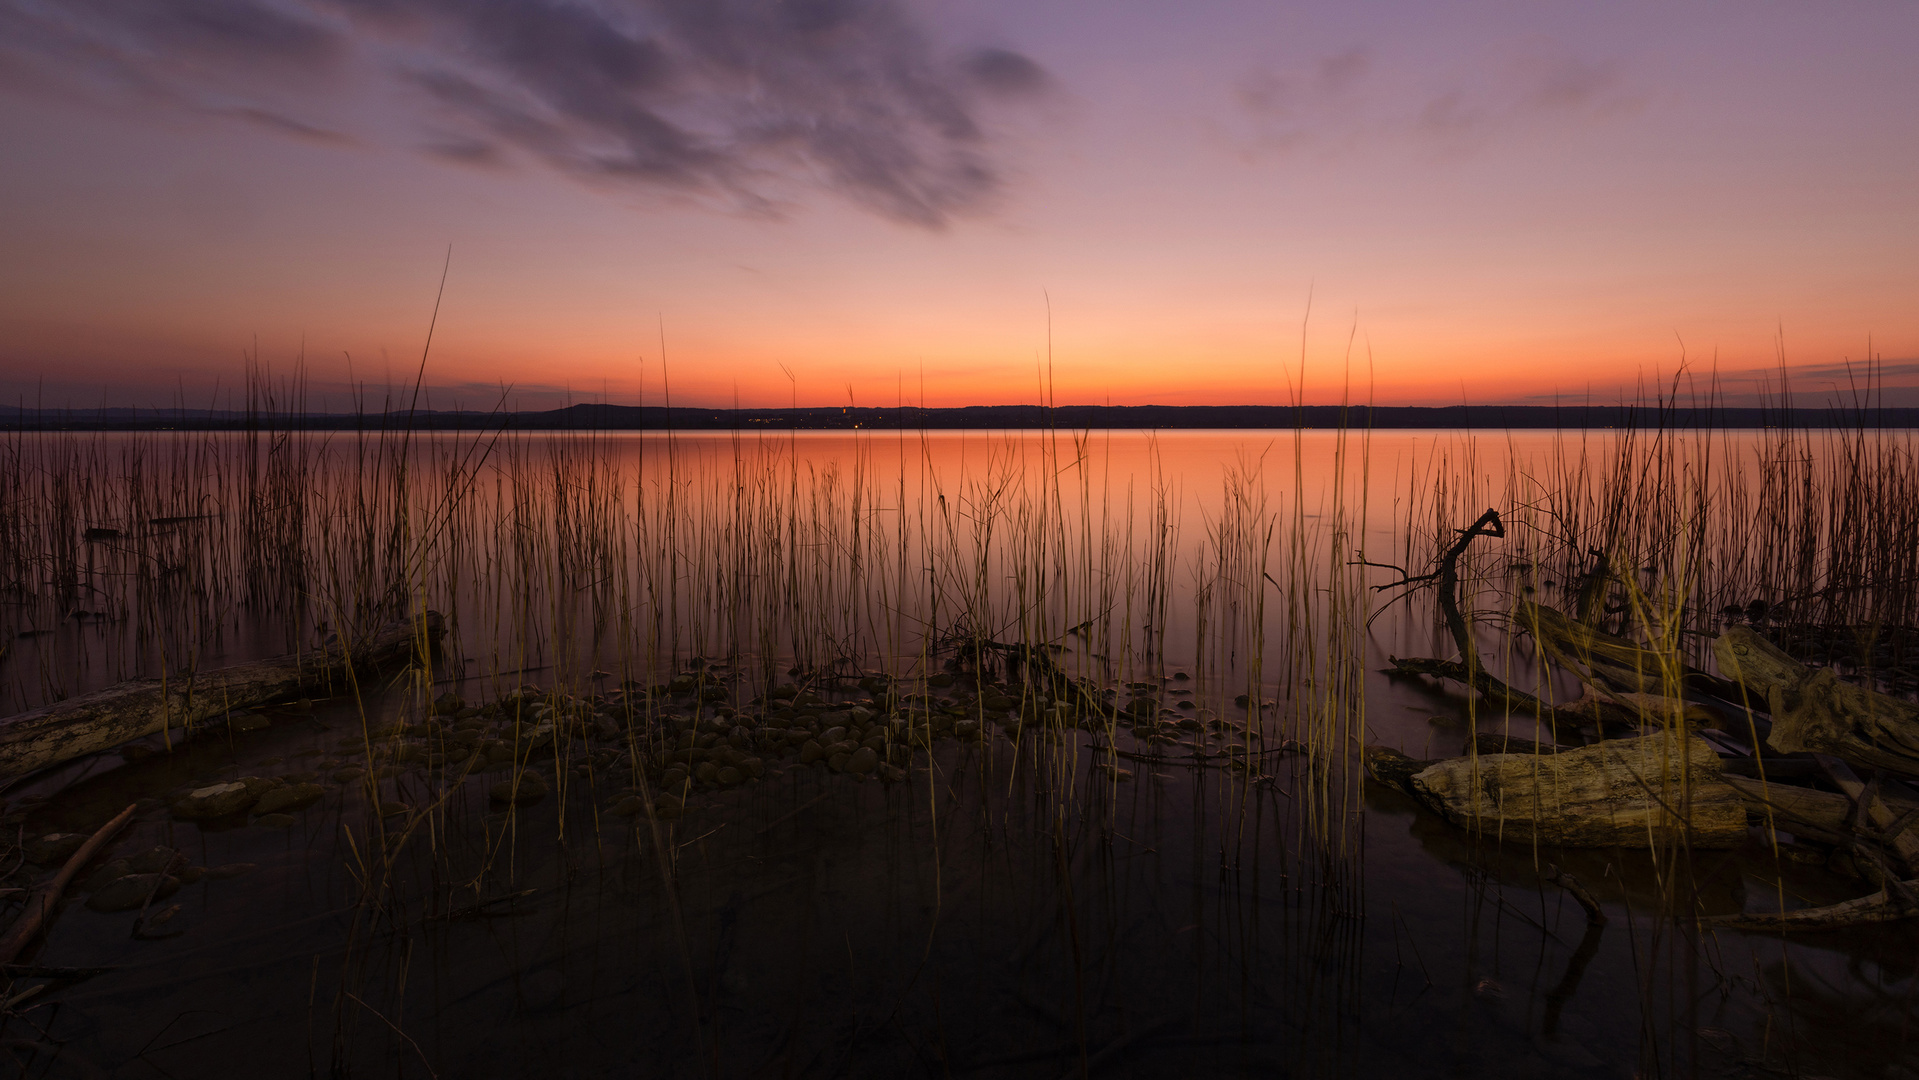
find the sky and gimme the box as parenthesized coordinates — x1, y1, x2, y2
(1, 0, 1916, 411)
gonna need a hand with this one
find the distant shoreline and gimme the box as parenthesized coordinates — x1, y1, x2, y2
(6, 403, 1918, 431)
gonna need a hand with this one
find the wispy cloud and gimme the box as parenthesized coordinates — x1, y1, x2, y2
(1231, 41, 1639, 157)
(0, 0, 1052, 228)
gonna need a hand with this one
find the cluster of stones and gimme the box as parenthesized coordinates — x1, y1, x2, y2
(19, 832, 256, 913)
(98, 664, 1267, 842)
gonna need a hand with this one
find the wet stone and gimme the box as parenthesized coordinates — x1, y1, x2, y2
(83, 859, 134, 892)
(332, 767, 367, 782)
(173, 780, 260, 820)
(127, 846, 183, 874)
(695, 762, 719, 783)
(23, 832, 86, 866)
(254, 813, 299, 828)
(255, 783, 324, 815)
(87, 873, 179, 912)
(828, 752, 851, 773)
(490, 777, 549, 806)
(610, 795, 646, 817)
(716, 766, 743, 786)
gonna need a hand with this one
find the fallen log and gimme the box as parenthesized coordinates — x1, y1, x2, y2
(1707, 882, 1919, 930)
(1713, 626, 1919, 777)
(0, 613, 441, 782)
(1409, 733, 1747, 848)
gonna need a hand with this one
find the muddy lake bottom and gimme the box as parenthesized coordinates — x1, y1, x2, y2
(3, 687, 1916, 1080)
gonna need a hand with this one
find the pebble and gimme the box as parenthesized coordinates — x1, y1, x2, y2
(86, 873, 179, 912)
(828, 752, 850, 772)
(610, 796, 646, 817)
(799, 741, 825, 764)
(695, 762, 719, 783)
(716, 766, 743, 786)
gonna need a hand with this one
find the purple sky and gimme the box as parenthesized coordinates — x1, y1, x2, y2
(2, 0, 1916, 410)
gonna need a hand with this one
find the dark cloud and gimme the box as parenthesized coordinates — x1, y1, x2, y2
(125, 0, 345, 66)
(221, 105, 352, 142)
(0, 0, 1050, 228)
(963, 48, 1049, 96)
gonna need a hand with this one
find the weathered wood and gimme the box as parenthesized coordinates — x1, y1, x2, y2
(0, 613, 440, 781)
(1363, 745, 1436, 794)
(1814, 754, 1919, 872)
(1410, 733, 1747, 848)
(0, 803, 135, 963)
(1707, 883, 1919, 930)
(1472, 732, 1562, 756)
(1514, 600, 1726, 723)
(1714, 626, 1919, 776)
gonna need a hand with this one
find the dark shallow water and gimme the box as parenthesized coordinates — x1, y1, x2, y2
(5, 679, 1913, 1080)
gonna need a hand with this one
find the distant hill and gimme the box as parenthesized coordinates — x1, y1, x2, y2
(5, 402, 1918, 431)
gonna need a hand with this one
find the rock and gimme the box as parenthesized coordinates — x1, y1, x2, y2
(377, 801, 410, 817)
(800, 740, 825, 764)
(716, 766, 743, 786)
(661, 768, 689, 790)
(954, 720, 979, 738)
(694, 761, 718, 783)
(876, 763, 906, 783)
(203, 863, 256, 879)
(23, 832, 86, 866)
(610, 796, 646, 817)
(87, 873, 179, 911)
(741, 756, 764, 779)
(828, 752, 850, 772)
(127, 846, 183, 874)
(254, 813, 299, 828)
(490, 777, 548, 806)
(177, 866, 205, 884)
(848, 747, 879, 775)
(927, 673, 955, 688)
(433, 692, 465, 716)
(83, 859, 134, 891)
(332, 766, 368, 782)
(173, 780, 260, 820)
(254, 783, 325, 815)
(230, 712, 272, 732)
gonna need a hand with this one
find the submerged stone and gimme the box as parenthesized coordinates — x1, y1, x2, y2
(87, 873, 178, 912)
(173, 780, 260, 820)
(254, 783, 324, 815)
(23, 832, 86, 866)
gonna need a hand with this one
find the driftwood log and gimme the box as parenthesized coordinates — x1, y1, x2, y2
(1514, 600, 1733, 725)
(1408, 733, 1746, 848)
(0, 613, 441, 782)
(1713, 626, 1919, 776)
